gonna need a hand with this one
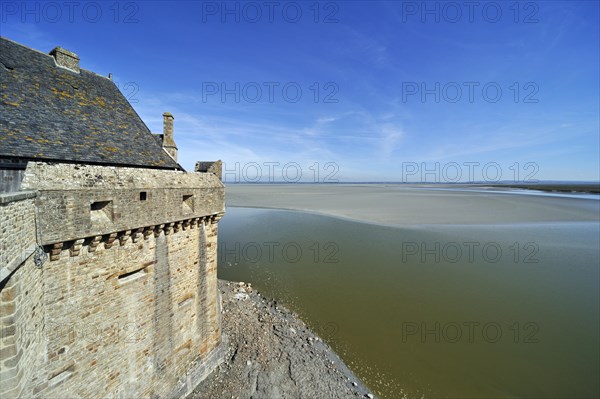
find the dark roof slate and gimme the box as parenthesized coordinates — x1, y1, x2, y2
(0, 37, 181, 170)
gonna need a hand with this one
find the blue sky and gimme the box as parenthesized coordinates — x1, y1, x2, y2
(1, 1, 598, 182)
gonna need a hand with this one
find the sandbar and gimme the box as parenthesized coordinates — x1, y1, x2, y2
(225, 184, 600, 226)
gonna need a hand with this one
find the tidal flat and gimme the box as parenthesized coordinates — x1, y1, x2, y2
(225, 184, 600, 226)
(220, 184, 600, 398)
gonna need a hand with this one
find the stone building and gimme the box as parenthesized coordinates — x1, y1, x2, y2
(0, 37, 225, 398)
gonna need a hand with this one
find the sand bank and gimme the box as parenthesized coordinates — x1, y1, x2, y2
(225, 184, 599, 226)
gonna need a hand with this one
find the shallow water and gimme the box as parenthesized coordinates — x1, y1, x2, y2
(217, 206, 599, 398)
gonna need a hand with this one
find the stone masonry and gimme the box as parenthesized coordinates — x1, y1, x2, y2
(0, 163, 225, 398)
(0, 37, 226, 399)
(0, 192, 43, 398)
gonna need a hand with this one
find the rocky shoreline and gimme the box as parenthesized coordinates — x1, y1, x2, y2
(189, 280, 375, 399)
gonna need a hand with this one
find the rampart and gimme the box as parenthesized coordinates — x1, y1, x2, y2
(0, 162, 225, 398)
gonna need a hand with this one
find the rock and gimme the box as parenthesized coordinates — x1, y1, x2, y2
(193, 280, 371, 399)
(234, 293, 249, 300)
(366, 394, 374, 399)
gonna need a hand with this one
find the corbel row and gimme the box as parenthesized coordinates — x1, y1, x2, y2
(47, 212, 224, 261)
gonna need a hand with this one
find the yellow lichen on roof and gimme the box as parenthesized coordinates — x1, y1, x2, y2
(0, 38, 181, 170)
(51, 87, 73, 98)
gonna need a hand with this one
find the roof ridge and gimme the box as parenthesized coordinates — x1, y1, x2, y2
(0, 37, 182, 170)
(0, 36, 113, 81)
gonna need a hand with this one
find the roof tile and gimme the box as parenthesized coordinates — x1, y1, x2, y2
(0, 37, 181, 170)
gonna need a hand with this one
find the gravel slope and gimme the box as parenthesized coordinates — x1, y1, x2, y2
(189, 280, 375, 399)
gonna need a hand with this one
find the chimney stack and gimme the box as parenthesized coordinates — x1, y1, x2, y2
(49, 47, 80, 73)
(162, 112, 178, 161)
(195, 161, 223, 180)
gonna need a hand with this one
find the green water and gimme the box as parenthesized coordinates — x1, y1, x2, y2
(217, 207, 600, 398)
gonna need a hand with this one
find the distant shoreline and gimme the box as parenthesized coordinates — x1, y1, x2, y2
(225, 182, 600, 194)
(488, 183, 600, 194)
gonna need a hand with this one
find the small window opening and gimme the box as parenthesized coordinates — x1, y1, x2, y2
(118, 267, 148, 283)
(90, 200, 112, 222)
(182, 194, 194, 213)
(91, 201, 109, 211)
(140, 192, 147, 201)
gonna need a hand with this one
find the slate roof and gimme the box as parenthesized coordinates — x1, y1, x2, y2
(0, 37, 181, 170)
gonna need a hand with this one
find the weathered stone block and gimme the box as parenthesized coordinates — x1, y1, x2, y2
(0, 344, 17, 360)
(3, 348, 22, 367)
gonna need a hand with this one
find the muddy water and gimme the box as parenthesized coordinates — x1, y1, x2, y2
(217, 206, 599, 398)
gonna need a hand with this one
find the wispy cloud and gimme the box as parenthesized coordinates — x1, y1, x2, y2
(9, 0, 593, 181)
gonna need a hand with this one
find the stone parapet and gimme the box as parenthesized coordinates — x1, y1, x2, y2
(21, 163, 225, 245)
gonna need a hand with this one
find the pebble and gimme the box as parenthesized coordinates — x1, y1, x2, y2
(205, 281, 369, 398)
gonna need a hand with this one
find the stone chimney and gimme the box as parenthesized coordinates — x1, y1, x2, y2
(162, 112, 178, 161)
(49, 47, 80, 73)
(195, 161, 223, 180)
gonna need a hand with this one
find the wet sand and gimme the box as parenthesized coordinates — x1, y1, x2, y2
(226, 184, 600, 226)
